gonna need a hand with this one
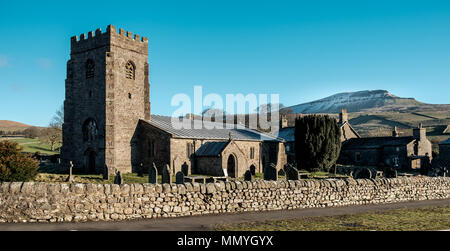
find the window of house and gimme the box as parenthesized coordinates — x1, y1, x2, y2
(125, 61, 135, 80)
(86, 59, 95, 79)
(355, 152, 361, 162)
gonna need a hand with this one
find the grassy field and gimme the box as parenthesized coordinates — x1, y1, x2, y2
(0, 137, 60, 155)
(215, 206, 450, 231)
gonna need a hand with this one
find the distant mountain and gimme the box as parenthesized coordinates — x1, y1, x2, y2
(284, 90, 426, 114)
(0, 120, 32, 132)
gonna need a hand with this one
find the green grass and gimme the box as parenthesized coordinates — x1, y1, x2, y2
(215, 206, 450, 231)
(0, 137, 60, 155)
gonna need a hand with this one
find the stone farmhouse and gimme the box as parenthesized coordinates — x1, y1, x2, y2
(339, 124, 433, 170)
(438, 138, 450, 166)
(60, 25, 287, 177)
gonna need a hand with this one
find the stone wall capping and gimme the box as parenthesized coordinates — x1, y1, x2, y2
(214, 181, 225, 192)
(206, 183, 216, 194)
(184, 182, 193, 192)
(162, 184, 171, 193)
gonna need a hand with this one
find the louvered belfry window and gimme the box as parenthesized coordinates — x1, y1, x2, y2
(125, 61, 135, 80)
(86, 59, 95, 79)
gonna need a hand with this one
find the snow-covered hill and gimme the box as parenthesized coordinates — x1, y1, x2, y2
(284, 90, 423, 114)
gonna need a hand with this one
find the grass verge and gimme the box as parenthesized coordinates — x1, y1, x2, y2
(215, 206, 450, 231)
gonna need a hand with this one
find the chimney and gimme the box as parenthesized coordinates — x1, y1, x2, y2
(339, 109, 348, 124)
(280, 115, 288, 129)
(413, 123, 426, 141)
(185, 113, 195, 120)
(392, 126, 399, 137)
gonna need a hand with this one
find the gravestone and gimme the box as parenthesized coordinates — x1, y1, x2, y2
(284, 164, 299, 180)
(162, 164, 172, 184)
(103, 165, 109, 180)
(264, 163, 278, 181)
(250, 165, 256, 175)
(354, 168, 371, 179)
(175, 171, 184, 184)
(148, 163, 158, 184)
(65, 161, 74, 183)
(138, 163, 144, 177)
(114, 171, 123, 185)
(181, 162, 189, 176)
(244, 170, 252, 181)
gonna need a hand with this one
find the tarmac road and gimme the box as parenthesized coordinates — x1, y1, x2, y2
(0, 199, 449, 231)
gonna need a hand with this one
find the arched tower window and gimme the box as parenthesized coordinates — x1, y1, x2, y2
(125, 61, 135, 80)
(82, 118, 98, 142)
(86, 59, 95, 79)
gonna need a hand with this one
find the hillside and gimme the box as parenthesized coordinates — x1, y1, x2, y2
(279, 90, 450, 150)
(0, 120, 32, 132)
(285, 90, 426, 114)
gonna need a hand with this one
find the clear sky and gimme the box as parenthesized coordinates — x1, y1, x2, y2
(1, 0, 450, 126)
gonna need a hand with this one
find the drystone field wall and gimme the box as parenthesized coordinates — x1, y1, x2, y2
(0, 177, 449, 223)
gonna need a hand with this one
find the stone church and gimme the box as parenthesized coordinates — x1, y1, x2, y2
(61, 25, 287, 177)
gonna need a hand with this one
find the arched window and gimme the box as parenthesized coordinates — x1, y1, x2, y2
(82, 118, 98, 142)
(86, 59, 95, 79)
(125, 61, 135, 80)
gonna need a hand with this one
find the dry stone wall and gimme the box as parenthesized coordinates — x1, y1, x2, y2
(0, 177, 449, 223)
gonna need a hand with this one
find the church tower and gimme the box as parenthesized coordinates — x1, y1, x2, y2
(61, 25, 150, 174)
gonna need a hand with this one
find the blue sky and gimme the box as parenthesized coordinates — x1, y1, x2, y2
(1, 0, 450, 126)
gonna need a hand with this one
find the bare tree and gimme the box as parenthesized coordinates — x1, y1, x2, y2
(41, 125, 62, 152)
(41, 105, 63, 152)
(50, 104, 64, 130)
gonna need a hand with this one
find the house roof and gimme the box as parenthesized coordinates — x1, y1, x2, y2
(440, 138, 450, 145)
(340, 121, 361, 138)
(195, 141, 230, 157)
(275, 121, 360, 143)
(277, 127, 295, 142)
(342, 136, 415, 149)
(142, 115, 283, 142)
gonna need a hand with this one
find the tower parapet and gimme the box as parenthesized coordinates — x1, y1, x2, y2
(71, 25, 148, 55)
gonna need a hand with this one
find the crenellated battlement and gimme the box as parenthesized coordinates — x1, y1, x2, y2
(70, 25, 148, 55)
(71, 25, 148, 44)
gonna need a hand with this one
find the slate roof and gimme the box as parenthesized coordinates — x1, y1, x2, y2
(340, 121, 361, 138)
(276, 122, 360, 143)
(195, 141, 230, 157)
(342, 136, 415, 149)
(440, 138, 450, 145)
(277, 127, 295, 142)
(142, 115, 283, 142)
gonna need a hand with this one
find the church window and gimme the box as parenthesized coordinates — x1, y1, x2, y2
(250, 147, 255, 159)
(82, 118, 98, 142)
(186, 142, 194, 158)
(149, 140, 155, 158)
(125, 61, 135, 80)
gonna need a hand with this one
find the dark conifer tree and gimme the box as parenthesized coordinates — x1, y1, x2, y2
(294, 115, 341, 172)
